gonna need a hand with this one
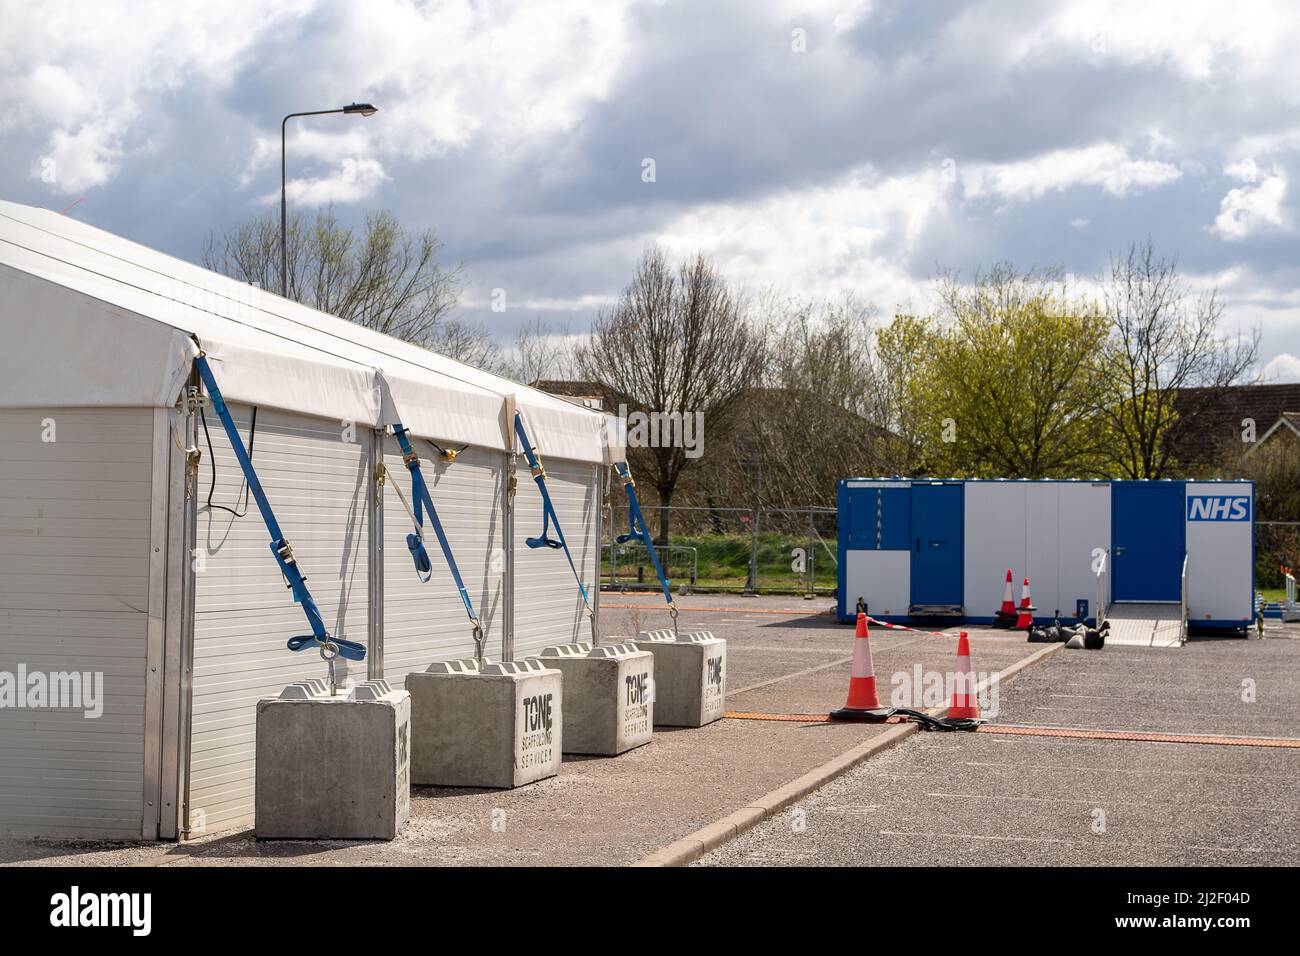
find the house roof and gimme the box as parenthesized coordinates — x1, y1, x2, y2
(535, 379, 604, 397)
(1251, 409, 1300, 449)
(535, 379, 610, 410)
(1169, 383, 1300, 466)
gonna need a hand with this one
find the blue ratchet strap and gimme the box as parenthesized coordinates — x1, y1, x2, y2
(194, 355, 366, 662)
(613, 461, 675, 610)
(513, 413, 593, 613)
(390, 424, 482, 642)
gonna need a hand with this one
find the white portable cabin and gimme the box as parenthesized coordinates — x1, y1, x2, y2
(0, 200, 617, 839)
(837, 478, 1254, 629)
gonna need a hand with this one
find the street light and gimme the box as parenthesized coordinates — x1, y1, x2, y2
(280, 103, 378, 297)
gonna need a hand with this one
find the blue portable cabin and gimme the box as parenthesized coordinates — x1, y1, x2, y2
(837, 478, 1254, 630)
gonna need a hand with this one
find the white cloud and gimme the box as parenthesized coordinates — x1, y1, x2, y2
(627, 140, 1210, 317)
(2, 1, 315, 192)
(317, 0, 635, 162)
(276, 157, 389, 206)
(1211, 171, 1287, 240)
(961, 143, 1182, 201)
(35, 120, 129, 194)
(5, 0, 1300, 364)
(460, 288, 616, 311)
(652, 164, 949, 311)
(1263, 352, 1300, 382)
(231, 1, 639, 200)
(1047, 1, 1300, 84)
(832, 0, 875, 33)
(1224, 157, 1260, 183)
(240, 128, 379, 190)
(2, 0, 635, 196)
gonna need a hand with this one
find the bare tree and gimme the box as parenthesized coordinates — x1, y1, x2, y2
(732, 293, 889, 506)
(434, 317, 501, 369)
(578, 247, 766, 541)
(203, 207, 488, 357)
(497, 317, 577, 385)
(1236, 437, 1300, 584)
(1096, 239, 1259, 478)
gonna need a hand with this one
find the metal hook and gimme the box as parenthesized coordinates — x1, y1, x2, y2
(319, 639, 340, 695)
(471, 619, 485, 663)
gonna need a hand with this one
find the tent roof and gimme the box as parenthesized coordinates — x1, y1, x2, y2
(0, 200, 606, 462)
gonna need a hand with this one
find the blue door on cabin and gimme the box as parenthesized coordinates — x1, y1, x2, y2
(847, 487, 911, 551)
(1112, 482, 1185, 602)
(910, 483, 963, 608)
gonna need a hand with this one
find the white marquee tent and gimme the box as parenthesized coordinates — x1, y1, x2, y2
(0, 200, 620, 839)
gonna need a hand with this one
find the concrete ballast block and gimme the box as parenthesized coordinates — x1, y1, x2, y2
(531, 642, 653, 756)
(634, 630, 726, 727)
(405, 658, 562, 789)
(255, 679, 410, 840)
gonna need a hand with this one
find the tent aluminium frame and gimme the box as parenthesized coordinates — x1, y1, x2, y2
(155, 379, 600, 840)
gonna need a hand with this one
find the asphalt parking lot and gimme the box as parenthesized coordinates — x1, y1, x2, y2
(0, 595, 1038, 867)
(699, 624, 1300, 866)
(3, 598, 1293, 867)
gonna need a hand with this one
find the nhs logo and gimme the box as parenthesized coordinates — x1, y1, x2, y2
(1187, 495, 1251, 521)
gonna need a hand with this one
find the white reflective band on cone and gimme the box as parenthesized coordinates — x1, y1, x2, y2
(852, 631, 875, 678)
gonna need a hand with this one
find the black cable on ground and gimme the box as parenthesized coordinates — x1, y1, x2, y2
(893, 708, 984, 732)
(828, 707, 983, 731)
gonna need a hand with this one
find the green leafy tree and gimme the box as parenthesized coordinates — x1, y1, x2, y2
(920, 264, 1109, 478)
(872, 313, 936, 475)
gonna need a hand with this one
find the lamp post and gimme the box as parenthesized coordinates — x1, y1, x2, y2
(280, 102, 378, 297)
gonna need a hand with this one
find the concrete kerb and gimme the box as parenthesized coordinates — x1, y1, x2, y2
(632, 640, 1064, 867)
(634, 721, 923, 867)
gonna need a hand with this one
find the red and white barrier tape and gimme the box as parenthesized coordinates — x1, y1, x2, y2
(865, 616, 963, 638)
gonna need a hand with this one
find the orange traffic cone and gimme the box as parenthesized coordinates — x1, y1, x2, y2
(1014, 577, 1036, 630)
(830, 612, 894, 721)
(992, 568, 1018, 628)
(948, 631, 979, 720)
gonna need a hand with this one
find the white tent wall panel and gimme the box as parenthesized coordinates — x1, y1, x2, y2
(379, 442, 506, 680)
(0, 407, 152, 838)
(963, 483, 1028, 618)
(511, 456, 599, 659)
(1185, 482, 1253, 622)
(188, 402, 369, 834)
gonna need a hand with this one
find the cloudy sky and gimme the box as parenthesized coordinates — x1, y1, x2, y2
(4, 0, 1299, 378)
